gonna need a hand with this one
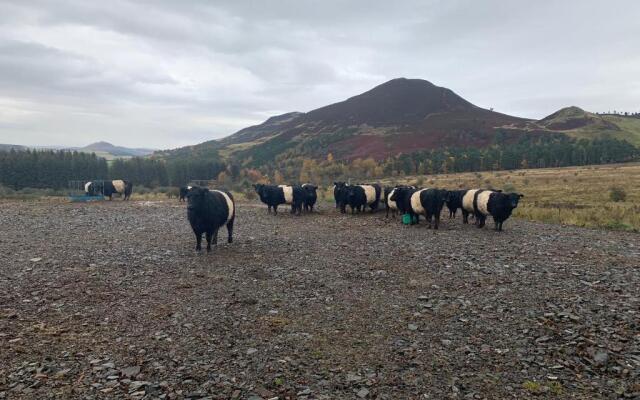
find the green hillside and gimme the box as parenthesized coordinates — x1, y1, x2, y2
(527, 107, 640, 146)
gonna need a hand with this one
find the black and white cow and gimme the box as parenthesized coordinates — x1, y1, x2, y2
(186, 187, 235, 252)
(462, 189, 524, 231)
(391, 187, 449, 229)
(345, 184, 381, 214)
(445, 189, 468, 218)
(333, 182, 349, 213)
(384, 185, 415, 218)
(179, 186, 192, 202)
(253, 184, 304, 215)
(301, 183, 318, 212)
(85, 180, 133, 200)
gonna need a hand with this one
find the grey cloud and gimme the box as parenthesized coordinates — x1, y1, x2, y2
(0, 0, 638, 148)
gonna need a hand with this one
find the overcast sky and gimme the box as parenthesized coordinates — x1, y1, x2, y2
(1, 1, 638, 149)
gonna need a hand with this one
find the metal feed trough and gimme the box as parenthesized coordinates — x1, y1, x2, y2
(68, 180, 105, 202)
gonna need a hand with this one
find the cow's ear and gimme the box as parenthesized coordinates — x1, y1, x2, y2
(518, 193, 524, 198)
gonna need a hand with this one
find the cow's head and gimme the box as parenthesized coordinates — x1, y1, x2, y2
(253, 183, 264, 194)
(503, 192, 524, 210)
(186, 186, 208, 210)
(389, 186, 408, 202)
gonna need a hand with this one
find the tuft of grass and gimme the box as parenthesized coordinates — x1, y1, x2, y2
(609, 186, 627, 202)
(549, 381, 563, 395)
(523, 380, 543, 394)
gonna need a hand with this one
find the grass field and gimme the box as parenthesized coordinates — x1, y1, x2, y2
(379, 162, 640, 232)
(3, 163, 639, 232)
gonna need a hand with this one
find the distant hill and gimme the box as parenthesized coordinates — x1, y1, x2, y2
(78, 141, 156, 158)
(0, 141, 156, 160)
(158, 78, 529, 164)
(521, 107, 640, 147)
(0, 144, 28, 151)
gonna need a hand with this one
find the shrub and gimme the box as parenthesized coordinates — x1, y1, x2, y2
(0, 185, 15, 197)
(136, 186, 151, 195)
(244, 189, 257, 200)
(503, 183, 517, 193)
(609, 187, 627, 202)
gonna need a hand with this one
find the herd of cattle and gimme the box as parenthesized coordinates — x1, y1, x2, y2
(82, 181, 522, 251)
(332, 182, 523, 231)
(177, 182, 523, 252)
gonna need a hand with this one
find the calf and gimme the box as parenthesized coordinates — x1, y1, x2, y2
(346, 184, 381, 214)
(179, 186, 192, 202)
(186, 187, 235, 252)
(462, 189, 523, 231)
(253, 184, 304, 215)
(301, 183, 318, 212)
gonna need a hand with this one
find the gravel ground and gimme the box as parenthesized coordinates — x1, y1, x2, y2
(0, 199, 639, 399)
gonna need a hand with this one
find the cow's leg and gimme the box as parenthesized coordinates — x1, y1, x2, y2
(273, 205, 278, 215)
(434, 212, 440, 230)
(195, 232, 202, 251)
(478, 215, 486, 228)
(212, 229, 219, 245)
(227, 218, 234, 243)
(205, 232, 213, 252)
(425, 212, 431, 228)
(462, 210, 468, 224)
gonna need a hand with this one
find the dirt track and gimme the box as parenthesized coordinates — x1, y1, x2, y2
(1, 199, 639, 399)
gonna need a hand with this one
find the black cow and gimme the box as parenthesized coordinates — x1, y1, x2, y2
(186, 187, 235, 252)
(462, 189, 523, 231)
(391, 187, 449, 229)
(85, 180, 133, 200)
(445, 189, 468, 218)
(345, 184, 381, 214)
(253, 184, 304, 215)
(179, 186, 192, 202)
(390, 186, 417, 222)
(333, 182, 349, 213)
(301, 184, 318, 212)
(384, 185, 415, 218)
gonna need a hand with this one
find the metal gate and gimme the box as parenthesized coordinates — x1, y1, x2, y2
(68, 180, 105, 202)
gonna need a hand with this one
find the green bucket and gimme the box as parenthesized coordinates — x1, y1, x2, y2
(402, 213, 412, 225)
